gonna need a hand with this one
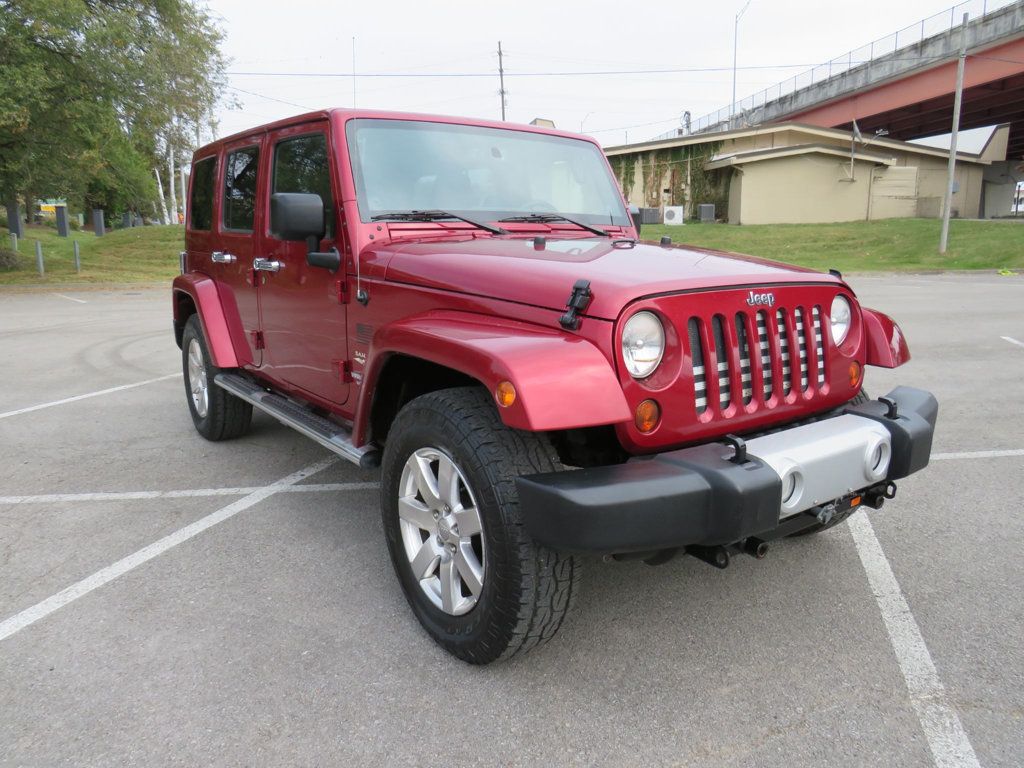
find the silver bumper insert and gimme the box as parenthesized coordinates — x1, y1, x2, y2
(745, 414, 892, 518)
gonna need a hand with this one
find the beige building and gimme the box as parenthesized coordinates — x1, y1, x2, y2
(604, 123, 1010, 225)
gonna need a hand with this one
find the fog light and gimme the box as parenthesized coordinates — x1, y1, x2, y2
(495, 380, 516, 408)
(849, 361, 862, 387)
(635, 399, 660, 433)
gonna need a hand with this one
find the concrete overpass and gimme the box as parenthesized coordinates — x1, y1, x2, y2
(690, 0, 1024, 159)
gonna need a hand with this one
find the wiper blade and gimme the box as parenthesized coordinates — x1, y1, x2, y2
(369, 209, 507, 235)
(498, 213, 610, 237)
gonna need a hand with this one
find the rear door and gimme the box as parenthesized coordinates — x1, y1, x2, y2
(216, 137, 265, 367)
(257, 122, 349, 405)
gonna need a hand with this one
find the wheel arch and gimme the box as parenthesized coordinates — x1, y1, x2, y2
(354, 311, 630, 446)
(172, 274, 240, 368)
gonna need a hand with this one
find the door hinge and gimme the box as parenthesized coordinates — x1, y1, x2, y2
(250, 330, 265, 350)
(335, 278, 349, 305)
(331, 359, 353, 383)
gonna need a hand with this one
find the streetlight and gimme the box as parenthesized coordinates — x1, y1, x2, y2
(580, 112, 595, 134)
(731, 0, 753, 129)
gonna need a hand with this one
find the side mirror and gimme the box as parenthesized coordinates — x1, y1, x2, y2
(271, 192, 326, 241)
(628, 204, 642, 236)
(270, 192, 340, 272)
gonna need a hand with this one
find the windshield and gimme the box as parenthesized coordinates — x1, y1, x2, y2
(345, 119, 630, 227)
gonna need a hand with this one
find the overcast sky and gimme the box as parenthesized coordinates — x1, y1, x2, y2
(207, 0, 995, 147)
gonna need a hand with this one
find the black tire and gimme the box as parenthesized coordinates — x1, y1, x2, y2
(381, 387, 580, 664)
(181, 314, 252, 441)
(787, 389, 870, 537)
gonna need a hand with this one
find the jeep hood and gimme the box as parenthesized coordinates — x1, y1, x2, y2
(379, 237, 839, 320)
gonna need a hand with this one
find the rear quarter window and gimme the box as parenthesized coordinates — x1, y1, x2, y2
(189, 156, 216, 231)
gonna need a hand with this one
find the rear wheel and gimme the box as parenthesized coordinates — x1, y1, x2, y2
(381, 387, 580, 664)
(181, 314, 252, 441)
(788, 389, 870, 537)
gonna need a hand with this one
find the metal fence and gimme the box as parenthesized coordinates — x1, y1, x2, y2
(652, 0, 1017, 141)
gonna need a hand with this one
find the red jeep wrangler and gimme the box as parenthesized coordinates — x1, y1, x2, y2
(173, 109, 937, 664)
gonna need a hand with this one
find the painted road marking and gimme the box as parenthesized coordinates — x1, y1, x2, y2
(0, 373, 180, 420)
(0, 457, 336, 644)
(0, 481, 380, 505)
(51, 293, 87, 304)
(848, 514, 981, 768)
(1001, 335, 1024, 349)
(933, 448, 1024, 461)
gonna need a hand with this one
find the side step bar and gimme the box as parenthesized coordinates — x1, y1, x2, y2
(215, 373, 381, 469)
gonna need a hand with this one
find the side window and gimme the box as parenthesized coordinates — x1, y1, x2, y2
(189, 156, 215, 231)
(223, 146, 260, 231)
(273, 133, 334, 238)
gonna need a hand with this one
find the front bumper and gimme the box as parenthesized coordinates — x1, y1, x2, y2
(517, 386, 937, 554)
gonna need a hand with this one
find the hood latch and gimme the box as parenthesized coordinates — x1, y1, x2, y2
(559, 279, 592, 331)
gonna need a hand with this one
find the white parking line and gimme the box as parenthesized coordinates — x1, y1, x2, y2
(52, 293, 87, 304)
(848, 514, 981, 768)
(933, 448, 1024, 461)
(1001, 335, 1024, 349)
(0, 373, 181, 420)
(0, 457, 336, 644)
(0, 481, 380, 505)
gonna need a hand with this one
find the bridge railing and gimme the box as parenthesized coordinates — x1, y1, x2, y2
(653, 0, 1016, 140)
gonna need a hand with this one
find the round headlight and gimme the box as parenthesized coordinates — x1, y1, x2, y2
(622, 311, 665, 379)
(830, 295, 852, 345)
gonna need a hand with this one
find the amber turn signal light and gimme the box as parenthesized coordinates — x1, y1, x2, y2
(849, 361, 862, 387)
(495, 380, 516, 408)
(635, 399, 661, 433)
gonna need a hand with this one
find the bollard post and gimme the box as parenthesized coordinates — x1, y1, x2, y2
(73, 240, 81, 272)
(35, 240, 44, 276)
(5, 201, 23, 238)
(55, 206, 69, 237)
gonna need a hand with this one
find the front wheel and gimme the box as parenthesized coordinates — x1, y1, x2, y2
(381, 387, 580, 664)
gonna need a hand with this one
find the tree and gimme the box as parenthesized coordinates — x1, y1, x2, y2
(0, 0, 230, 221)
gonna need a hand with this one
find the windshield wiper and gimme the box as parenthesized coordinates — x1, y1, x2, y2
(498, 213, 610, 238)
(370, 210, 508, 235)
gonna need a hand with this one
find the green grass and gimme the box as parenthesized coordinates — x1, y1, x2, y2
(0, 218, 1021, 286)
(0, 224, 183, 285)
(640, 218, 1024, 273)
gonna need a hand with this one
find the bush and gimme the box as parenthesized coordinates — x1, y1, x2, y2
(0, 247, 25, 271)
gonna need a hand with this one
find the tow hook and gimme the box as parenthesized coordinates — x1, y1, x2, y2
(816, 502, 838, 526)
(864, 481, 898, 509)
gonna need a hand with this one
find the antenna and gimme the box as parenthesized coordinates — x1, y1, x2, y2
(497, 41, 507, 121)
(351, 37, 357, 108)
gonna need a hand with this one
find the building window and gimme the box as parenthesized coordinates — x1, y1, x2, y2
(223, 146, 260, 231)
(189, 156, 216, 231)
(273, 133, 333, 239)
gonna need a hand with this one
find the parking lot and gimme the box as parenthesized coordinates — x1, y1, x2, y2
(1, 274, 1022, 767)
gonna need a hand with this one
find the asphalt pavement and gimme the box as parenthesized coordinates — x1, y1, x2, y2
(0, 274, 1022, 767)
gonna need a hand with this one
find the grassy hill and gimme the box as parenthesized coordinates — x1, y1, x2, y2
(0, 224, 184, 285)
(639, 218, 1023, 273)
(1, 218, 1021, 286)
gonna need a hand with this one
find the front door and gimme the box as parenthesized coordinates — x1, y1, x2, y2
(217, 137, 265, 367)
(257, 123, 349, 406)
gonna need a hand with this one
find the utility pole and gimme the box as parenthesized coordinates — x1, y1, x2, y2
(731, 0, 752, 129)
(497, 41, 507, 121)
(939, 13, 969, 255)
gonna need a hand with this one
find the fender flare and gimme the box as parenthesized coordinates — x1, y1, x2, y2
(354, 311, 631, 444)
(862, 307, 911, 368)
(172, 274, 242, 369)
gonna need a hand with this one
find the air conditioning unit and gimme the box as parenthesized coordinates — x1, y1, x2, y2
(663, 206, 686, 225)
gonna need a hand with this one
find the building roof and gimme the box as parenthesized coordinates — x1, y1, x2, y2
(604, 121, 993, 165)
(704, 143, 897, 170)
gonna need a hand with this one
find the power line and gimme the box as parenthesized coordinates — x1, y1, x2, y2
(225, 63, 839, 79)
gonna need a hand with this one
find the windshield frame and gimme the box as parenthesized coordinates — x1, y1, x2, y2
(343, 117, 631, 228)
